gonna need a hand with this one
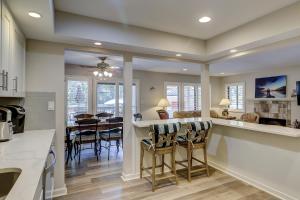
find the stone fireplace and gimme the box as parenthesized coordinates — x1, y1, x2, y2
(254, 100, 291, 126)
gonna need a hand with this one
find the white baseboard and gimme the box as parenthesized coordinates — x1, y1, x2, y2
(208, 160, 298, 200)
(121, 172, 140, 181)
(52, 185, 67, 198)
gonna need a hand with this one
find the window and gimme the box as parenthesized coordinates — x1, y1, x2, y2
(165, 84, 180, 117)
(96, 81, 138, 117)
(96, 83, 116, 115)
(66, 78, 90, 123)
(226, 82, 245, 111)
(118, 83, 137, 116)
(165, 82, 201, 117)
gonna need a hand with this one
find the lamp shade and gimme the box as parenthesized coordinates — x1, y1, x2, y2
(219, 98, 231, 106)
(157, 98, 170, 107)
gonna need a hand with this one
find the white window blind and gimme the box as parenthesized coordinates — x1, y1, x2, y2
(166, 85, 180, 117)
(184, 85, 196, 111)
(226, 83, 245, 111)
(96, 83, 116, 115)
(67, 80, 89, 123)
(118, 83, 137, 116)
(197, 86, 202, 110)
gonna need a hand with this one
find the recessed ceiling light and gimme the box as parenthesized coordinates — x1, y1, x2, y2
(220, 72, 225, 75)
(230, 49, 238, 53)
(176, 53, 182, 57)
(183, 68, 188, 71)
(94, 42, 102, 46)
(111, 66, 120, 69)
(28, 12, 41, 18)
(199, 16, 211, 23)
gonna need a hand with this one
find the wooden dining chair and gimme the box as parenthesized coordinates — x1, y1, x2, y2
(99, 117, 123, 160)
(140, 122, 181, 191)
(75, 118, 100, 164)
(156, 109, 169, 119)
(176, 120, 213, 182)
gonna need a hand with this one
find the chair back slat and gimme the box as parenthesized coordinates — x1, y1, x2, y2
(76, 118, 99, 133)
(106, 117, 123, 123)
(74, 113, 94, 121)
(96, 112, 113, 119)
(149, 122, 181, 148)
(187, 121, 212, 143)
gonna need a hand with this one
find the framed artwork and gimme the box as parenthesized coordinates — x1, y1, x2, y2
(255, 75, 287, 98)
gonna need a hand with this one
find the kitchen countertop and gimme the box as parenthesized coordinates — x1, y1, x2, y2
(133, 118, 300, 138)
(0, 129, 55, 200)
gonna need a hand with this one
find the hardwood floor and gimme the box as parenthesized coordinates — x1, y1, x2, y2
(56, 145, 278, 200)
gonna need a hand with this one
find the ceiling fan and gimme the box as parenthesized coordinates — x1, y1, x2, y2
(93, 56, 118, 78)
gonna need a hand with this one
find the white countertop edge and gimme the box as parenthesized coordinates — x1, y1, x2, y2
(0, 129, 56, 200)
(132, 118, 300, 138)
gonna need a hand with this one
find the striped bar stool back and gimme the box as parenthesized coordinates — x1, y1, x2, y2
(187, 120, 213, 144)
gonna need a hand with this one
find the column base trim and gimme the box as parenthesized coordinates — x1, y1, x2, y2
(52, 185, 68, 198)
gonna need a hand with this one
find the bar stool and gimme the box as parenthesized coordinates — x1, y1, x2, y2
(176, 120, 212, 182)
(140, 122, 181, 191)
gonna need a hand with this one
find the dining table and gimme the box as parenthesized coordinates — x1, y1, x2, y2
(65, 121, 123, 164)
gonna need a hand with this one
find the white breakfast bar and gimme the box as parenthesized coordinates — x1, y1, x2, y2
(122, 117, 300, 200)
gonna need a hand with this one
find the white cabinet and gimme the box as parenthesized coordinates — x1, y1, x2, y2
(0, 1, 25, 97)
(11, 21, 26, 97)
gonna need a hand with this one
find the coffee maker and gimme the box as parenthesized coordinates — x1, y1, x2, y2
(3, 105, 25, 133)
(0, 107, 13, 142)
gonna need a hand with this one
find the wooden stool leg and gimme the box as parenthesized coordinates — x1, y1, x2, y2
(172, 148, 178, 185)
(203, 145, 209, 176)
(140, 143, 144, 179)
(152, 152, 156, 192)
(161, 154, 165, 174)
(187, 144, 192, 182)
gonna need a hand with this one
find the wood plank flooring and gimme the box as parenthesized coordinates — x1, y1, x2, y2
(56, 146, 278, 200)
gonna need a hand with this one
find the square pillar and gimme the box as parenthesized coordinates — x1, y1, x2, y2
(122, 54, 135, 179)
(201, 63, 211, 118)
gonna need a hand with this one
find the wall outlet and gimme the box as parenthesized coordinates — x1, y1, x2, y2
(48, 101, 55, 111)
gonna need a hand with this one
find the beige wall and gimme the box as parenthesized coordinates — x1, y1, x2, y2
(26, 40, 66, 194)
(219, 66, 300, 122)
(65, 64, 222, 120)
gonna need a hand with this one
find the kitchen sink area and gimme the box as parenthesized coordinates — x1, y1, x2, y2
(0, 168, 21, 200)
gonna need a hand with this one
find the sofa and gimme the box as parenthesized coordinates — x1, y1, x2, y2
(173, 110, 220, 119)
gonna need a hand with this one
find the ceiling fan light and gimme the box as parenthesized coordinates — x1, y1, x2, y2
(93, 71, 99, 76)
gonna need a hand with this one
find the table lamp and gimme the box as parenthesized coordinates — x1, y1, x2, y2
(157, 98, 170, 110)
(219, 98, 230, 116)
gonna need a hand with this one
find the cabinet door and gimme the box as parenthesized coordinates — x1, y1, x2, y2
(12, 25, 25, 97)
(1, 4, 13, 96)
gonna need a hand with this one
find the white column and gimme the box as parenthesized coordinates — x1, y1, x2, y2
(122, 54, 134, 180)
(201, 63, 211, 118)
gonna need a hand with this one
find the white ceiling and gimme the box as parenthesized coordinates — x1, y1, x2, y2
(64, 51, 202, 75)
(54, 0, 297, 39)
(210, 42, 300, 75)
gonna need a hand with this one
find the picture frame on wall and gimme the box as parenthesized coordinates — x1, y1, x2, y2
(255, 75, 287, 98)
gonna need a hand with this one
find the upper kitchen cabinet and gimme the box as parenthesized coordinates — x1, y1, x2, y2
(0, 1, 26, 97)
